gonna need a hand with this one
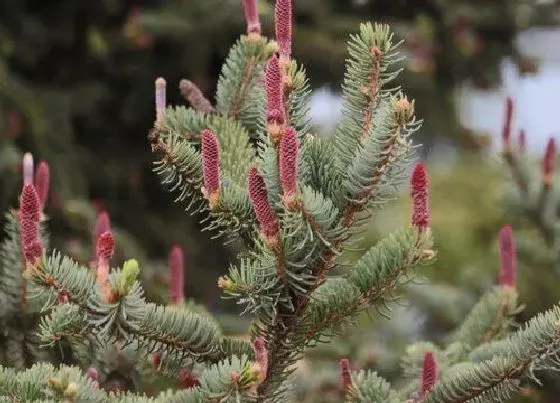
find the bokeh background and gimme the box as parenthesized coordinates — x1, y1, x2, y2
(1, 0, 560, 401)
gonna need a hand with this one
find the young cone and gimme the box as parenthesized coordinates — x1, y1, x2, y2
(410, 163, 429, 231)
(243, 0, 261, 36)
(248, 166, 279, 245)
(34, 160, 50, 210)
(265, 55, 285, 140)
(542, 137, 556, 187)
(96, 231, 115, 298)
(87, 368, 100, 388)
(252, 337, 268, 384)
(498, 225, 517, 288)
(22, 152, 34, 186)
(168, 245, 185, 305)
(92, 211, 111, 267)
(274, 0, 292, 63)
(339, 358, 353, 395)
(279, 126, 299, 207)
(201, 129, 221, 208)
(19, 184, 42, 263)
(419, 352, 438, 398)
(155, 77, 166, 126)
(179, 368, 200, 389)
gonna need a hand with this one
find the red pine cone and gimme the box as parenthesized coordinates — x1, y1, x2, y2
(19, 218, 38, 247)
(252, 336, 268, 383)
(265, 55, 285, 126)
(23, 241, 43, 262)
(151, 352, 162, 369)
(248, 167, 279, 239)
(279, 126, 298, 201)
(410, 163, 429, 230)
(96, 231, 115, 262)
(34, 160, 50, 210)
(339, 358, 352, 394)
(20, 184, 41, 223)
(243, 0, 261, 34)
(87, 367, 100, 387)
(168, 245, 185, 305)
(275, 0, 292, 60)
(201, 129, 221, 200)
(498, 225, 517, 287)
(179, 368, 200, 389)
(420, 351, 438, 397)
(502, 97, 513, 151)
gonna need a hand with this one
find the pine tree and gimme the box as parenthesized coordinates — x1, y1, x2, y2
(2, 1, 560, 402)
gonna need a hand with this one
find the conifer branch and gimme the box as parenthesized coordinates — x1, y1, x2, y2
(303, 228, 433, 342)
(216, 36, 274, 134)
(334, 23, 404, 173)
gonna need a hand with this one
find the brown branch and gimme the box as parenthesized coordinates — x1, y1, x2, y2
(343, 125, 400, 227)
(230, 55, 258, 119)
(359, 47, 382, 140)
(304, 246, 420, 342)
(479, 291, 511, 345)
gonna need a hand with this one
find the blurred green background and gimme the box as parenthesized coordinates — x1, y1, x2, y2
(1, 0, 560, 400)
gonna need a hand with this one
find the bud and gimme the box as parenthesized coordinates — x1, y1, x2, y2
(279, 126, 299, 206)
(201, 129, 221, 208)
(230, 370, 240, 383)
(410, 163, 429, 231)
(498, 225, 517, 288)
(265, 55, 285, 140)
(151, 352, 162, 369)
(542, 137, 556, 186)
(96, 231, 115, 262)
(243, 0, 261, 36)
(23, 152, 34, 186)
(155, 77, 166, 125)
(393, 97, 414, 124)
(339, 358, 353, 394)
(179, 368, 200, 389)
(248, 167, 279, 245)
(419, 352, 438, 398)
(87, 367, 100, 387)
(63, 382, 78, 399)
(252, 337, 268, 384)
(48, 376, 64, 391)
(217, 275, 233, 290)
(96, 231, 115, 293)
(274, 0, 292, 62)
(57, 291, 69, 305)
(502, 97, 513, 152)
(34, 160, 50, 210)
(168, 245, 185, 305)
(120, 259, 140, 295)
